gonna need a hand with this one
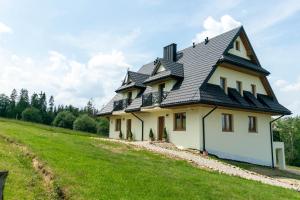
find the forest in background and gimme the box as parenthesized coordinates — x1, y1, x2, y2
(0, 88, 109, 135)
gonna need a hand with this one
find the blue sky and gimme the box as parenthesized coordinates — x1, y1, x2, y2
(0, 0, 299, 114)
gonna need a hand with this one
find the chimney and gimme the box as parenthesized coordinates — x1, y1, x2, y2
(163, 43, 177, 62)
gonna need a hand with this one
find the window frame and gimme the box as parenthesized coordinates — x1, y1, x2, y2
(220, 77, 227, 93)
(251, 84, 257, 96)
(236, 81, 242, 95)
(174, 112, 186, 131)
(248, 116, 257, 133)
(115, 118, 121, 131)
(222, 113, 233, 132)
(235, 41, 240, 51)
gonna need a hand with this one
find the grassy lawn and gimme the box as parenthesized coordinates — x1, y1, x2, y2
(0, 118, 299, 199)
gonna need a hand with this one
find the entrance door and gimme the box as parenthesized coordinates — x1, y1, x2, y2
(126, 119, 132, 139)
(158, 116, 165, 140)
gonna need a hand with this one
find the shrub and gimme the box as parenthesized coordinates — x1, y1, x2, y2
(73, 114, 97, 133)
(53, 111, 76, 129)
(119, 130, 123, 139)
(127, 130, 133, 141)
(21, 107, 42, 123)
(163, 127, 168, 142)
(149, 128, 154, 141)
(97, 117, 109, 136)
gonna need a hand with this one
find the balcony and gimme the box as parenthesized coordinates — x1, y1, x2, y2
(113, 99, 129, 111)
(142, 91, 169, 107)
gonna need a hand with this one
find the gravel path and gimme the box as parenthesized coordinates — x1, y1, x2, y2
(97, 138, 300, 191)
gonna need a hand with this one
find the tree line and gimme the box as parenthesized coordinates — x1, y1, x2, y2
(0, 89, 108, 135)
(274, 117, 300, 167)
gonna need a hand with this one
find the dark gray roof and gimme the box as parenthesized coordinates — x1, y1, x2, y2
(219, 54, 270, 75)
(143, 58, 184, 84)
(199, 84, 290, 115)
(98, 26, 291, 116)
(115, 71, 149, 92)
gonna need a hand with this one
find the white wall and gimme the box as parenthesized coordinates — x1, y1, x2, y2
(228, 36, 251, 60)
(208, 65, 267, 95)
(204, 108, 272, 166)
(109, 106, 273, 166)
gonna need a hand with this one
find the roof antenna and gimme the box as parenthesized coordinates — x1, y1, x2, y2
(205, 37, 209, 45)
(193, 42, 196, 48)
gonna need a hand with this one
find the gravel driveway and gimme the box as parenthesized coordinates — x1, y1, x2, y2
(97, 138, 300, 191)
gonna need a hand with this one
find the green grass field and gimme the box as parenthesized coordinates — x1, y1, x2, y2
(0, 118, 299, 200)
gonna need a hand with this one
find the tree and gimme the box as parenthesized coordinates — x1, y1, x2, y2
(53, 111, 76, 129)
(96, 117, 109, 136)
(31, 93, 40, 109)
(73, 114, 97, 133)
(21, 107, 42, 123)
(0, 94, 10, 117)
(16, 89, 30, 119)
(49, 96, 54, 113)
(275, 117, 300, 166)
(8, 89, 17, 118)
(149, 128, 154, 141)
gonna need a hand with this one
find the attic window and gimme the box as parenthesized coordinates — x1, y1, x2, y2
(220, 77, 227, 93)
(235, 41, 240, 51)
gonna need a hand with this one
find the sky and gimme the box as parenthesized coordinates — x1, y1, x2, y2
(0, 0, 299, 114)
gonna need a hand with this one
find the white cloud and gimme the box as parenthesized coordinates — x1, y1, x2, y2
(0, 22, 12, 33)
(274, 78, 300, 92)
(193, 15, 241, 43)
(0, 47, 130, 109)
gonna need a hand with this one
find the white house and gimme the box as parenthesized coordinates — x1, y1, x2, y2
(99, 26, 291, 169)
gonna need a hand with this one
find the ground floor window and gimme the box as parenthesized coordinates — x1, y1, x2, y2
(174, 112, 186, 131)
(248, 116, 257, 132)
(222, 113, 233, 132)
(115, 119, 121, 131)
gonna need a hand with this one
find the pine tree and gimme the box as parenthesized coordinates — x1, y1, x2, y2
(16, 89, 30, 119)
(49, 96, 54, 112)
(8, 89, 17, 118)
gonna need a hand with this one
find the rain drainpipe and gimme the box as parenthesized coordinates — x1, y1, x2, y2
(202, 106, 217, 153)
(269, 115, 284, 168)
(131, 113, 144, 141)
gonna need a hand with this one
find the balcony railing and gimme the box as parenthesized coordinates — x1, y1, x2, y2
(142, 91, 169, 107)
(113, 98, 129, 111)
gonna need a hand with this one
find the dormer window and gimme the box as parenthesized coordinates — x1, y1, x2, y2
(220, 77, 227, 93)
(236, 81, 242, 95)
(251, 84, 256, 96)
(127, 92, 132, 105)
(235, 41, 240, 51)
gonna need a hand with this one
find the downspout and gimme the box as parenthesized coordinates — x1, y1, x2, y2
(131, 113, 144, 141)
(202, 106, 217, 153)
(269, 115, 284, 168)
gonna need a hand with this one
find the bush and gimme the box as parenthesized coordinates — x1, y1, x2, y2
(97, 117, 109, 136)
(21, 107, 42, 123)
(119, 130, 123, 139)
(53, 111, 76, 129)
(127, 130, 133, 141)
(149, 128, 154, 141)
(73, 114, 97, 133)
(163, 127, 168, 142)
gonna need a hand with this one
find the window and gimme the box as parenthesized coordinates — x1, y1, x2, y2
(115, 119, 121, 131)
(220, 77, 227, 93)
(222, 113, 233, 132)
(248, 116, 257, 132)
(128, 92, 132, 105)
(174, 112, 186, 131)
(251, 84, 256, 96)
(236, 81, 242, 95)
(235, 41, 240, 51)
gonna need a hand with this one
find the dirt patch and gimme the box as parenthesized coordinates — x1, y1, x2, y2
(0, 134, 67, 199)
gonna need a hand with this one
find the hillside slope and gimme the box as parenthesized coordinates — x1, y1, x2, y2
(0, 118, 299, 200)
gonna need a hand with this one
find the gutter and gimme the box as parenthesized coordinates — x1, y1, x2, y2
(202, 106, 217, 153)
(269, 115, 284, 168)
(131, 113, 144, 141)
